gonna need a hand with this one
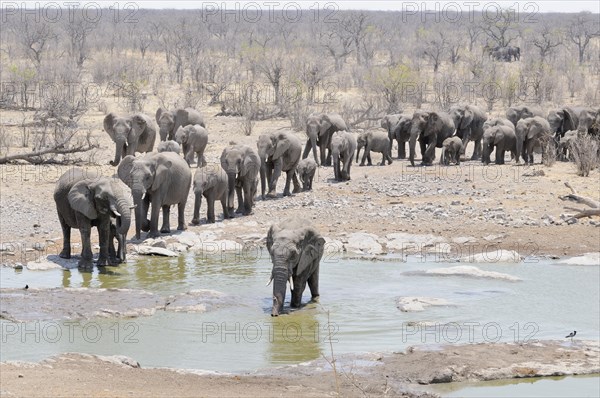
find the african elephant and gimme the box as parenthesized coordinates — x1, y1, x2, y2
(54, 168, 133, 268)
(356, 130, 393, 166)
(516, 116, 552, 164)
(381, 113, 412, 158)
(220, 144, 260, 216)
(267, 217, 325, 317)
(449, 104, 487, 160)
(155, 107, 205, 141)
(331, 130, 357, 181)
(491, 47, 511, 62)
(174, 124, 208, 167)
(302, 113, 348, 166)
(191, 165, 230, 225)
(482, 125, 517, 165)
(157, 140, 181, 154)
(296, 158, 317, 191)
(576, 108, 599, 135)
(440, 137, 463, 165)
(128, 152, 192, 239)
(409, 111, 455, 166)
(257, 130, 301, 199)
(103, 113, 156, 166)
(508, 46, 521, 61)
(558, 130, 578, 161)
(506, 105, 544, 128)
(547, 107, 583, 138)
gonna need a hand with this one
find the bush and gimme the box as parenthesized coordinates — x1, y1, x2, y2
(570, 134, 600, 177)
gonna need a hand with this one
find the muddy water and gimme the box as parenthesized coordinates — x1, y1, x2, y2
(1, 254, 599, 373)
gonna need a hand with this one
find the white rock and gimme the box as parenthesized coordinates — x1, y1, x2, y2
(419, 266, 521, 281)
(345, 232, 383, 254)
(26, 255, 77, 270)
(324, 238, 344, 254)
(452, 236, 477, 244)
(460, 250, 522, 264)
(396, 297, 452, 312)
(134, 246, 178, 257)
(558, 252, 600, 266)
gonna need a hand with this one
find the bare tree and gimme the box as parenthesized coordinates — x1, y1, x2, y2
(11, 20, 54, 69)
(421, 31, 448, 72)
(257, 55, 285, 106)
(480, 9, 520, 48)
(341, 11, 370, 66)
(63, 17, 96, 69)
(533, 24, 564, 62)
(320, 26, 353, 72)
(568, 12, 600, 65)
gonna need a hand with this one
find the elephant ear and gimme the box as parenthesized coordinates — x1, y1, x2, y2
(563, 108, 577, 131)
(266, 225, 276, 255)
(380, 117, 388, 130)
(297, 229, 325, 276)
(174, 126, 186, 144)
(131, 114, 147, 137)
(240, 149, 258, 177)
(68, 180, 98, 220)
(460, 108, 474, 130)
(155, 107, 166, 124)
(319, 114, 333, 136)
(117, 155, 136, 188)
(103, 113, 117, 139)
(493, 129, 503, 145)
(272, 134, 291, 160)
(152, 157, 172, 192)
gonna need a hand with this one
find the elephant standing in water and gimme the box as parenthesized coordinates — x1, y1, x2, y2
(257, 130, 302, 199)
(54, 168, 133, 268)
(331, 130, 357, 182)
(516, 116, 552, 164)
(220, 144, 260, 216)
(191, 165, 230, 225)
(155, 107, 205, 141)
(128, 152, 192, 239)
(267, 217, 325, 317)
(103, 113, 156, 166)
(356, 130, 393, 166)
(303, 113, 348, 166)
(449, 104, 487, 160)
(409, 111, 455, 166)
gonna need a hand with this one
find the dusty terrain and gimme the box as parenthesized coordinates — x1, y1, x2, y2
(0, 340, 598, 397)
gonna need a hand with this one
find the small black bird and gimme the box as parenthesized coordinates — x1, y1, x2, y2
(565, 331, 576, 342)
(24, 284, 28, 290)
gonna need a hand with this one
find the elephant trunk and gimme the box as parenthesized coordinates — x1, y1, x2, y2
(332, 152, 341, 181)
(226, 170, 236, 212)
(515, 136, 523, 164)
(115, 197, 131, 261)
(111, 137, 127, 166)
(271, 256, 290, 317)
(260, 159, 267, 200)
(355, 145, 361, 163)
(409, 127, 419, 167)
(482, 142, 491, 164)
(309, 132, 319, 165)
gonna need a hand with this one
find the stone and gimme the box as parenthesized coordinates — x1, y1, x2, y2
(345, 233, 383, 255)
(396, 297, 452, 312)
(461, 250, 522, 264)
(134, 246, 178, 257)
(406, 266, 521, 281)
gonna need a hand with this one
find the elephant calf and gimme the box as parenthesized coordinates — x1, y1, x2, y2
(440, 137, 463, 165)
(296, 158, 317, 191)
(157, 140, 181, 154)
(54, 168, 133, 268)
(192, 166, 230, 225)
(331, 131, 357, 182)
(482, 125, 517, 165)
(356, 130, 393, 166)
(267, 218, 325, 316)
(175, 124, 208, 167)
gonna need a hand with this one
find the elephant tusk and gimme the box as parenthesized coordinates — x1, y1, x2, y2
(266, 276, 273, 286)
(130, 205, 137, 210)
(289, 277, 294, 291)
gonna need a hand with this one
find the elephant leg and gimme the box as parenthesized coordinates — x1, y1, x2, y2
(319, 141, 328, 167)
(220, 192, 230, 220)
(283, 171, 293, 196)
(76, 219, 93, 268)
(291, 171, 301, 194)
(206, 196, 216, 223)
(307, 266, 320, 300)
(141, 194, 151, 232)
(235, 184, 244, 214)
(269, 159, 282, 197)
(177, 202, 186, 231)
(398, 141, 406, 159)
(495, 147, 502, 164)
(191, 192, 202, 225)
(290, 279, 307, 308)
(96, 219, 111, 267)
(423, 143, 435, 166)
(242, 182, 253, 215)
(472, 139, 482, 160)
(58, 214, 71, 259)
(160, 205, 171, 233)
(147, 198, 161, 238)
(360, 149, 368, 166)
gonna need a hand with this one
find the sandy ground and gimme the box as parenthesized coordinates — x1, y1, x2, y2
(0, 341, 598, 397)
(1, 101, 600, 396)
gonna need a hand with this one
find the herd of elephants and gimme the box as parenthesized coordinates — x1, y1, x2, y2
(51, 103, 599, 315)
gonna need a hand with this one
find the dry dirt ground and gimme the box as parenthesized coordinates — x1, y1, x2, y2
(0, 341, 598, 398)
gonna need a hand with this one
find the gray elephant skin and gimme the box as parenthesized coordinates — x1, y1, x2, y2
(175, 124, 208, 167)
(558, 130, 578, 161)
(303, 113, 348, 166)
(516, 116, 552, 164)
(157, 140, 181, 154)
(103, 113, 157, 166)
(409, 111, 455, 166)
(257, 131, 301, 199)
(449, 104, 487, 160)
(440, 137, 463, 165)
(381, 113, 411, 159)
(506, 105, 544, 128)
(356, 130, 393, 166)
(296, 158, 317, 191)
(576, 108, 599, 135)
(221, 144, 260, 216)
(156, 107, 205, 141)
(128, 152, 192, 239)
(482, 123, 517, 165)
(54, 168, 133, 268)
(191, 165, 230, 225)
(331, 130, 357, 182)
(267, 217, 325, 317)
